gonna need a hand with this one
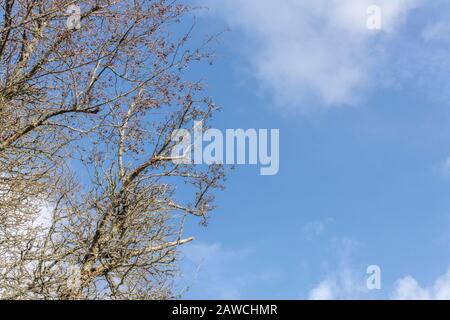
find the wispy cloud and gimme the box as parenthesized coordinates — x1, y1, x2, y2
(438, 157, 450, 178)
(422, 20, 450, 43)
(303, 218, 334, 240)
(308, 236, 369, 300)
(179, 242, 278, 299)
(309, 267, 368, 300)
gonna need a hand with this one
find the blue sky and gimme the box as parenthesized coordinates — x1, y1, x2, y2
(177, 0, 450, 299)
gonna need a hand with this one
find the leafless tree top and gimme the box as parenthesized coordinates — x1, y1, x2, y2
(0, 0, 224, 299)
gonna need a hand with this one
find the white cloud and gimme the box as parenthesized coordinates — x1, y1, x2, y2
(308, 266, 368, 300)
(309, 266, 450, 300)
(392, 270, 450, 300)
(182, 240, 450, 299)
(303, 221, 326, 239)
(309, 280, 335, 300)
(207, 0, 423, 109)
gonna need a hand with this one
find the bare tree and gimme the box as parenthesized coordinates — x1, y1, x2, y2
(0, 0, 223, 299)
